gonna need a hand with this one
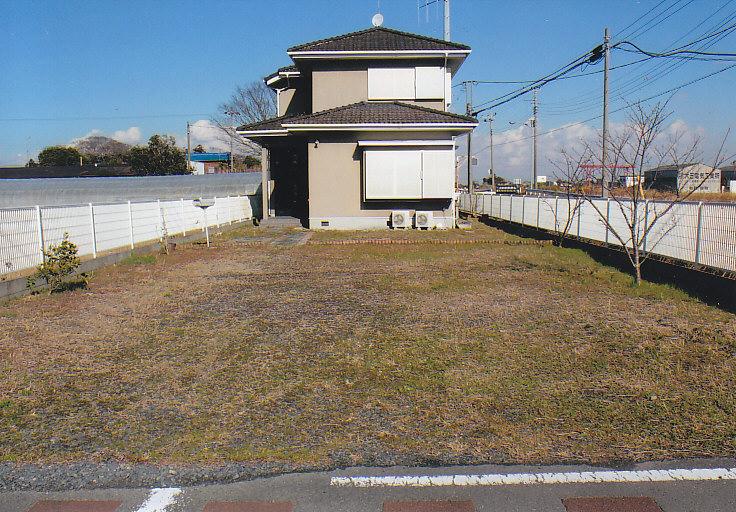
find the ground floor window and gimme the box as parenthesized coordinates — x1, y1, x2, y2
(363, 147, 454, 200)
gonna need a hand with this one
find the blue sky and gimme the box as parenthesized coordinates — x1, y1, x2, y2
(2, 0, 735, 180)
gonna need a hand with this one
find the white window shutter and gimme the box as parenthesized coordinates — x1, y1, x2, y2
(415, 66, 445, 99)
(368, 68, 416, 100)
(421, 149, 455, 198)
(364, 150, 422, 199)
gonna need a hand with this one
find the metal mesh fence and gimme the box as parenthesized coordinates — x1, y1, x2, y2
(461, 193, 736, 273)
(0, 195, 254, 277)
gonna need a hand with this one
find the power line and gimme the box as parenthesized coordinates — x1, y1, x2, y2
(543, 10, 736, 115)
(542, 2, 736, 111)
(465, 62, 736, 158)
(470, 47, 601, 115)
(612, 0, 672, 40)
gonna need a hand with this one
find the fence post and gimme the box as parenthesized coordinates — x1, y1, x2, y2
(180, 198, 186, 236)
(576, 203, 581, 238)
(642, 200, 649, 253)
(554, 196, 559, 232)
(509, 195, 513, 221)
(536, 196, 541, 228)
(35, 205, 45, 260)
(215, 197, 221, 228)
(605, 199, 611, 244)
(89, 203, 97, 258)
(157, 199, 163, 237)
(695, 201, 704, 264)
(128, 201, 135, 249)
(521, 195, 526, 225)
(227, 195, 233, 225)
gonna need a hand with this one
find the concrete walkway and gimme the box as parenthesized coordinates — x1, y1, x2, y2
(3, 460, 735, 511)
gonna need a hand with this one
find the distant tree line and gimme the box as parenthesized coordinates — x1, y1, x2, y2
(29, 135, 262, 175)
(29, 135, 189, 176)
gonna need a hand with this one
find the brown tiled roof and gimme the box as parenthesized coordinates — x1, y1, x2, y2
(284, 101, 477, 125)
(264, 64, 300, 82)
(238, 102, 476, 134)
(237, 114, 294, 132)
(288, 26, 470, 52)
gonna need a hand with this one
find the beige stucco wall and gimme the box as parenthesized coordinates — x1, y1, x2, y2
(307, 131, 457, 228)
(312, 69, 368, 112)
(278, 85, 308, 116)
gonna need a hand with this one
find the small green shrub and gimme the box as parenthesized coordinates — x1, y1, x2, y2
(27, 233, 85, 294)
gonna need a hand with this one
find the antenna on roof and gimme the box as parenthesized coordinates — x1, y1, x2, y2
(418, 0, 450, 41)
(372, 12, 384, 27)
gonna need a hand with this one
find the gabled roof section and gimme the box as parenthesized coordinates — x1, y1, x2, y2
(284, 101, 477, 126)
(237, 102, 477, 137)
(288, 26, 470, 53)
(264, 64, 301, 86)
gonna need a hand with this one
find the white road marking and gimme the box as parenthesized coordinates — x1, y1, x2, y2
(330, 467, 736, 487)
(134, 487, 182, 512)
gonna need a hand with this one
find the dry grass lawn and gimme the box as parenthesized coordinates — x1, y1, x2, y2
(1, 221, 735, 468)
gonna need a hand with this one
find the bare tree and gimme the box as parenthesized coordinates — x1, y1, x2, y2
(562, 102, 730, 285)
(212, 81, 277, 157)
(547, 149, 588, 247)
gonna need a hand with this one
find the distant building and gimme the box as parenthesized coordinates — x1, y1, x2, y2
(188, 152, 232, 175)
(644, 163, 721, 194)
(719, 163, 736, 192)
(0, 165, 134, 179)
(618, 174, 642, 188)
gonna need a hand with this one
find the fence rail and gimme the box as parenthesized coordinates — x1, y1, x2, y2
(0, 195, 253, 277)
(459, 193, 736, 273)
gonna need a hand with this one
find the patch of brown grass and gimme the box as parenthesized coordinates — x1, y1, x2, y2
(0, 222, 734, 467)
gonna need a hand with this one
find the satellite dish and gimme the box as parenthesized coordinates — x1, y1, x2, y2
(372, 13, 384, 27)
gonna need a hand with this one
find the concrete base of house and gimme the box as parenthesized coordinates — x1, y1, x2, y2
(308, 216, 454, 230)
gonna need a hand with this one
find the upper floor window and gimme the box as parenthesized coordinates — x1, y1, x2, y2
(367, 66, 446, 101)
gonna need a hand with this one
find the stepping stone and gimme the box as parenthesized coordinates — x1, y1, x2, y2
(383, 501, 475, 512)
(27, 501, 121, 512)
(203, 502, 294, 512)
(563, 497, 663, 512)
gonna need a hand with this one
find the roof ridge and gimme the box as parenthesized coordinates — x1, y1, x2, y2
(287, 26, 470, 52)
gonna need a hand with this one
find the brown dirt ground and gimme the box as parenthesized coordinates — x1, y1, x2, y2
(1, 221, 734, 467)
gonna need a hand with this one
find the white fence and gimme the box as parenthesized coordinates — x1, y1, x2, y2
(459, 193, 736, 273)
(0, 195, 253, 277)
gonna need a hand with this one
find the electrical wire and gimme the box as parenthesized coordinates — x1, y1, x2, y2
(464, 62, 736, 158)
(541, 2, 736, 112)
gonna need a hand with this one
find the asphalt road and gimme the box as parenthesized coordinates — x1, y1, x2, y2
(2, 460, 735, 511)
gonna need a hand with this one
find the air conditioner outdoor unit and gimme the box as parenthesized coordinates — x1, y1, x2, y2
(415, 211, 434, 229)
(391, 210, 411, 229)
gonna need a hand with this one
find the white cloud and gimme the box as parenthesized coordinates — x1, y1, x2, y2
(70, 126, 142, 145)
(111, 126, 142, 144)
(458, 115, 722, 184)
(187, 119, 233, 152)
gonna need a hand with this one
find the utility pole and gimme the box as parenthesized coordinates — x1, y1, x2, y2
(465, 81, 473, 194)
(487, 114, 495, 191)
(186, 121, 191, 173)
(532, 88, 539, 188)
(601, 27, 611, 198)
(443, 0, 450, 41)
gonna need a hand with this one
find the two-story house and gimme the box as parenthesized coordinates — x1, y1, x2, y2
(237, 25, 478, 229)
